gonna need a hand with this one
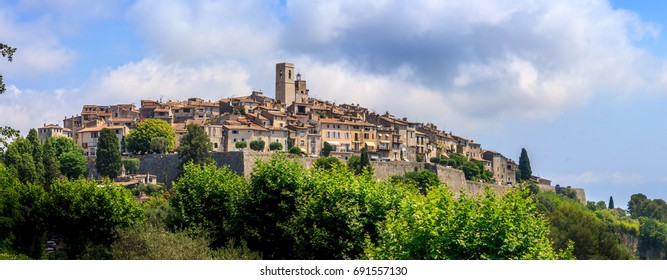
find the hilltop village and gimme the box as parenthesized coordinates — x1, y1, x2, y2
(36, 62, 550, 187)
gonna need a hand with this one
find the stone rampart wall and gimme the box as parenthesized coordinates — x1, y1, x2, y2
(133, 152, 587, 203)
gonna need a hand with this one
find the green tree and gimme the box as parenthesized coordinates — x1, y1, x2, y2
(96, 128, 122, 179)
(26, 129, 45, 185)
(50, 136, 82, 157)
(535, 191, 634, 260)
(170, 163, 247, 248)
(390, 170, 441, 195)
(0, 126, 19, 153)
(638, 218, 667, 259)
(416, 154, 424, 162)
(0, 163, 49, 259)
(3, 137, 38, 185)
(360, 147, 372, 174)
(628, 193, 649, 219)
(313, 156, 342, 170)
(347, 155, 362, 175)
(288, 146, 302, 156)
(235, 141, 247, 151)
(47, 179, 144, 258)
(429, 157, 440, 164)
(42, 138, 60, 189)
(290, 165, 411, 259)
(269, 141, 283, 151)
(322, 142, 333, 157)
(122, 158, 140, 174)
(249, 139, 265, 152)
(150, 137, 170, 154)
(58, 151, 87, 179)
(1, 43, 17, 95)
(240, 155, 306, 259)
(609, 196, 615, 209)
(177, 124, 213, 171)
(126, 119, 175, 154)
(367, 188, 566, 260)
(519, 148, 532, 181)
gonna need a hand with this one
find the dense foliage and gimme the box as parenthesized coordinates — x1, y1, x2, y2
(122, 158, 140, 174)
(4, 129, 667, 260)
(536, 191, 635, 259)
(322, 142, 332, 156)
(249, 139, 265, 151)
(126, 119, 175, 154)
(235, 141, 247, 150)
(96, 128, 122, 179)
(269, 141, 283, 151)
(519, 148, 532, 181)
(367, 188, 567, 260)
(177, 124, 214, 171)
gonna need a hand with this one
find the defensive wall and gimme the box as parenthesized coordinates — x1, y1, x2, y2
(134, 152, 586, 203)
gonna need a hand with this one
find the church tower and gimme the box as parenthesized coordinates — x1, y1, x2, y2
(275, 62, 295, 105)
(295, 72, 309, 103)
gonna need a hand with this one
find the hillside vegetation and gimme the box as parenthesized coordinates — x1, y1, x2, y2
(1, 150, 666, 259)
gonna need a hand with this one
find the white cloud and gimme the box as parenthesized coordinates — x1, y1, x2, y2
(85, 58, 254, 104)
(0, 6, 78, 78)
(278, 0, 667, 128)
(0, 85, 74, 135)
(127, 0, 282, 64)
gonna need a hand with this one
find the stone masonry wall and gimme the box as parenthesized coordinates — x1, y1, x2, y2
(134, 152, 587, 203)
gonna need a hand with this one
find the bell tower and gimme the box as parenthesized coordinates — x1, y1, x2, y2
(275, 62, 295, 105)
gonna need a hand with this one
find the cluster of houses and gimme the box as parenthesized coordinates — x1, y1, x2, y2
(36, 62, 536, 186)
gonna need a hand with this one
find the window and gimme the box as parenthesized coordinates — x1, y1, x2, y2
(233, 138, 237, 142)
(214, 143, 218, 148)
(91, 132, 98, 138)
(326, 132, 331, 138)
(345, 133, 349, 139)
(300, 140, 305, 146)
(288, 70, 292, 79)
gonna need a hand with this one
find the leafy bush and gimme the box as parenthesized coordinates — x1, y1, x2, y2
(235, 141, 247, 150)
(288, 146, 302, 156)
(313, 156, 343, 170)
(122, 158, 140, 174)
(249, 140, 265, 151)
(170, 163, 247, 248)
(367, 188, 567, 260)
(390, 170, 441, 195)
(269, 142, 283, 151)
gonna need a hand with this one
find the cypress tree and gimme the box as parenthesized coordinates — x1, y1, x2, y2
(519, 148, 532, 181)
(27, 128, 45, 183)
(609, 196, 615, 209)
(360, 147, 372, 174)
(42, 138, 60, 189)
(96, 128, 122, 179)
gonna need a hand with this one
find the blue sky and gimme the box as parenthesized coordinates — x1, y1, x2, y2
(1, 0, 666, 208)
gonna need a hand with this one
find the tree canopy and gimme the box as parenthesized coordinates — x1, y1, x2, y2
(177, 124, 213, 170)
(126, 119, 175, 154)
(249, 139, 265, 152)
(96, 128, 122, 179)
(519, 148, 532, 181)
